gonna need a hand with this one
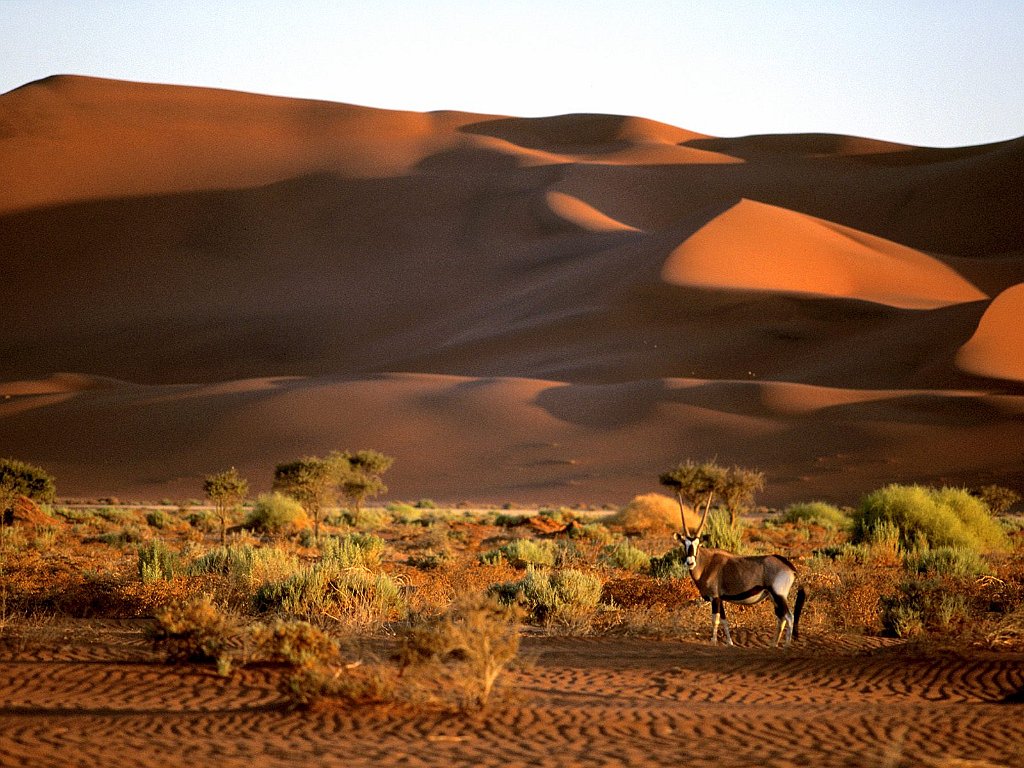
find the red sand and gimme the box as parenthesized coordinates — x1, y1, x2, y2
(2, 75, 1023, 504)
(1, 626, 1023, 768)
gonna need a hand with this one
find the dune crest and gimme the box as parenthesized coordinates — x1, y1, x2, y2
(956, 283, 1024, 382)
(543, 192, 640, 233)
(661, 199, 987, 309)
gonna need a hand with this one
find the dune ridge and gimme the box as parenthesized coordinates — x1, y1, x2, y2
(1, 76, 1023, 503)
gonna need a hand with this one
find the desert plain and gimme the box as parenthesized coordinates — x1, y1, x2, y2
(2, 75, 1024, 767)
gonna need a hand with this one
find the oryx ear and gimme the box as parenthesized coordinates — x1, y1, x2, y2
(673, 532, 685, 543)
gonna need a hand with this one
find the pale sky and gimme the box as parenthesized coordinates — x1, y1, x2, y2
(2, 0, 1022, 147)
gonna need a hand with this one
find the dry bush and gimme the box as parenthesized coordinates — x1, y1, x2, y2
(250, 618, 340, 667)
(284, 661, 400, 709)
(608, 493, 683, 535)
(987, 605, 1024, 650)
(401, 593, 524, 710)
(149, 594, 238, 670)
(492, 567, 604, 632)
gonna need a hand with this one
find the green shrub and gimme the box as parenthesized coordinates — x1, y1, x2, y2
(320, 533, 385, 570)
(600, 540, 651, 572)
(189, 543, 300, 586)
(574, 522, 615, 546)
(702, 509, 745, 553)
(97, 526, 143, 547)
(779, 501, 850, 531)
(492, 567, 603, 626)
(905, 546, 990, 578)
(0, 458, 57, 511)
(137, 539, 180, 583)
(480, 538, 557, 568)
(649, 547, 690, 579)
(337, 507, 390, 530)
(255, 561, 406, 626)
(145, 509, 170, 529)
(880, 579, 969, 637)
(853, 485, 1009, 554)
(245, 493, 309, 536)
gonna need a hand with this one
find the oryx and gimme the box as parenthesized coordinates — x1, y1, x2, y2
(675, 494, 806, 647)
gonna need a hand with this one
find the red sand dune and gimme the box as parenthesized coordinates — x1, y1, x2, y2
(1, 75, 1023, 504)
(956, 282, 1024, 383)
(661, 198, 987, 309)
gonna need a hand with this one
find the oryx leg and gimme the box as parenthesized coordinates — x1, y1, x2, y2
(710, 598, 734, 647)
(771, 592, 794, 647)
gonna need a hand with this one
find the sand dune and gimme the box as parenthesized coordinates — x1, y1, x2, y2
(956, 283, 1024, 383)
(1, 75, 1023, 503)
(661, 199, 987, 309)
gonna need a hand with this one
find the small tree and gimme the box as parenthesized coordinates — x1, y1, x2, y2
(274, 457, 335, 542)
(658, 460, 728, 532)
(1, 458, 56, 528)
(203, 468, 249, 546)
(335, 450, 394, 517)
(720, 466, 766, 529)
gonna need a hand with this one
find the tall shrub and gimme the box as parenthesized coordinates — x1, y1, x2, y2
(853, 484, 1008, 554)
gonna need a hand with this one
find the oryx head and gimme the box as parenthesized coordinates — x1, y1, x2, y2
(673, 490, 714, 570)
(674, 530, 701, 569)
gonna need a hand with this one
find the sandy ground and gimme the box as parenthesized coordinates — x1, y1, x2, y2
(1, 624, 1022, 768)
(2, 75, 1023, 506)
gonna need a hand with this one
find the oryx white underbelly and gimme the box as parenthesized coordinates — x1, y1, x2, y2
(724, 589, 769, 605)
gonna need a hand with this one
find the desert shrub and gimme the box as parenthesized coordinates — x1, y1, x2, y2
(987, 605, 1024, 650)
(245, 493, 309, 536)
(250, 618, 339, 668)
(494, 512, 529, 527)
(609, 493, 680, 535)
(137, 539, 180, 583)
(480, 538, 557, 568)
(600, 540, 651, 572)
(149, 594, 237, 668)
(701, 509, 745, 552)
(337, 506, 390, 530)
(974, 485, 1021, 516)
(255, 561, 406, 627)
(492, 567, 603, 627)
(575, 522, 615, 546)
(190, 543, 300, 586)
(186, 509, 216, 531)
(853, 485, 1009, 555)
(880, 578, 969, 638)
(905, 546, 990, 578)
(407, 549, 450, 570)
(320, 533, 385, 570)
(145, 509, 169, 529)
(0, 458, 57, 512)
(95, 507, 129, 523)
(401, 593, 523, 710)
(649, 547, 690, 579)
(97, 526, 144, 547)
(414, 499, 437, 510)
(284, 660, 399, 709)
(779, 501, 850, 531)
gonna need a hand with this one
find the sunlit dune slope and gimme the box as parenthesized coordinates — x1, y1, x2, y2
(661, 199, 987, 309)
(1, 75, 1023, 503)
(956, 283, 1024, 383)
